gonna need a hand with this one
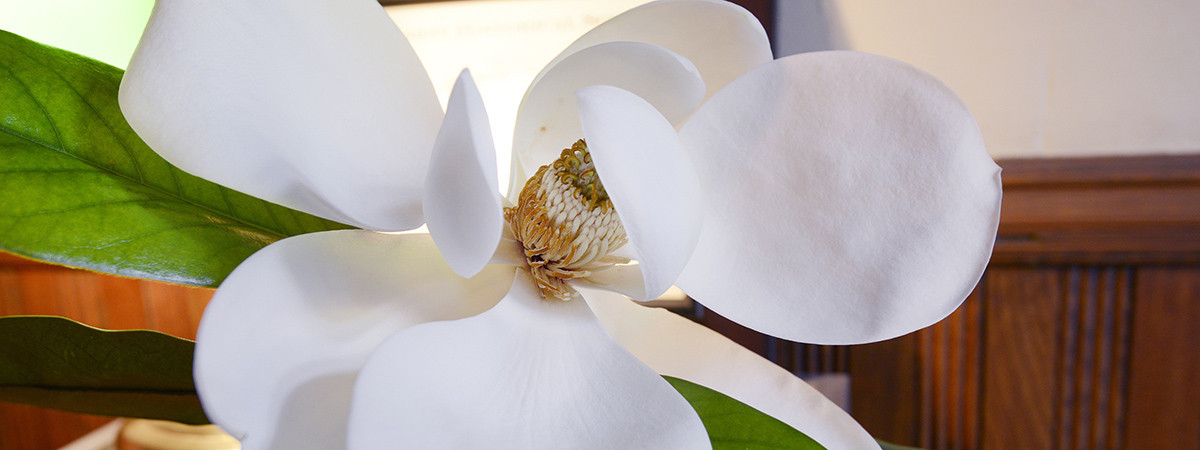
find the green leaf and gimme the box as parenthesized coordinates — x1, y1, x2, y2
(666, 375, 825, 449)
(0, 316, 207, 424)
(0, 30, 351, 287)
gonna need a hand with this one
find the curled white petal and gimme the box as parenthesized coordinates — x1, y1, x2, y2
(576, 85, 703, 300)
(539, 0, 771, 100)
(510, 41, 704, 197)
(425, 70, 504, 278)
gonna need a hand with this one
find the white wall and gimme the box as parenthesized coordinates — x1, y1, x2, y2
(0, 0, 153, 68)
(776, 1, 1200, 159)
(386, 0, 652, 192)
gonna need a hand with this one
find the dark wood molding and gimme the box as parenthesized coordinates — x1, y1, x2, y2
(998, 154, 1200, 187)
(995, 154, 1200, 265)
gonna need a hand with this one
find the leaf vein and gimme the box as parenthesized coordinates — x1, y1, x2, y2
(0, 57, 66, 150)
(2, 39, 147, 182)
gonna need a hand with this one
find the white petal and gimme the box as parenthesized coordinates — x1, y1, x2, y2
(576, 86, 702, 300)
(677, 51, 1003, 344)
(582, 289, 880, 449)
(509, 41, 704, 197)
(347, 271, 710, 449)
(539, 0, 771, 101)
(575, 261, 646, 299)
(194, 230, 514, 449)
(119, 0, 442, 231)
(424, 70, 504, 278)
(487, 226, 532, 268)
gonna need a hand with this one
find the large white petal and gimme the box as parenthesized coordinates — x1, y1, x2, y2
(576, 86, 702, 300)
(119, 0, 442, 231)
(347, 271, 710, 449)
(537, 0, 771, 101)
(509, 42, 704, 196)
(582, 289, 880, 449)
(194, 230, 514, 449)
(677, 51, 1002, 345)
(424, 70, 504, 278)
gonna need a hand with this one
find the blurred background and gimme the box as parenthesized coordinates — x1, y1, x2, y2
(1, 0, 1197, 448)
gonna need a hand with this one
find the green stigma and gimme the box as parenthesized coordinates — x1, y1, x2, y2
(552, 140, 610, 211)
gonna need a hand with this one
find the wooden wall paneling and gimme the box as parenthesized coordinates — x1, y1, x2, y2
(865, 264, 1138, 450)
(1125, 267, 1200, 448)
(771, 341, 849, 374)
(850, 333, 921, 445)
(139, 280, 211, 341)
(0, 269, 25, 315)
(981, 267, 1061, 450)
(765, 321, 849, 374)
(693, 304, 769, 356)
(1104, 268, 1134, 450)
(0, 404, 110, 450)
(916, 285, 984, 450)
(1052, 266, 1135, 450)
(994, 156, 1200, 265)
(842, 155, 1200, 448)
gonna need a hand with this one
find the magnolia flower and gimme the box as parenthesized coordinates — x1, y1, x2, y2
(118, 0, 1001, 448)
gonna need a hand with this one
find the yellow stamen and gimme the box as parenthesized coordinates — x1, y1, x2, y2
(504, 140, 628, 301)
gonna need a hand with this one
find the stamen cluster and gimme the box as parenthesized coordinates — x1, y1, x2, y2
(504, 140, 628, 301)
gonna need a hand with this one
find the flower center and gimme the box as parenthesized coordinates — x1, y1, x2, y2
(504, 140, 628, 301)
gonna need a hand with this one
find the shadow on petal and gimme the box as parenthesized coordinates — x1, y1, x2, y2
(263, 372, 358, 450)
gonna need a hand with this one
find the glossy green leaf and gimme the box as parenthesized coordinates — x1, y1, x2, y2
(665, 375, 825, 449)
(0, 316, 207, 424)
(0, 30, 351, 287)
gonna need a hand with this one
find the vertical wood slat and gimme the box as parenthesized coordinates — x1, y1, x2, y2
(846, 264, 1172, 450)
(1099, 271, 1128, 450)
(850, 333, 920, 445)
(982, 268, 1060, 450)
(0, 260, 212, 449)
(1058, 267, 1080, 450)
(768, 339, 849, 374)
(911, 286, 984, 450)
(1055, 267, 1134, 450)
(862, 264, 1142, 450)
(1125, 267, 1200, 448)
(974, 266, 1136, 450)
